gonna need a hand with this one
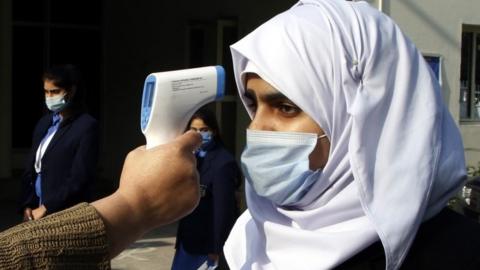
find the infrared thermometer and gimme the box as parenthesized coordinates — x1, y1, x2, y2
(140, 66, 225, 149)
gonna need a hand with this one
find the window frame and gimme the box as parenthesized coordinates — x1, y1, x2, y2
(460, 25, 480, 122)
(186, 19, 239, 155)
(11, 0, 103, 148)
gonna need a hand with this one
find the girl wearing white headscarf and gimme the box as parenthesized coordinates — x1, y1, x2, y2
(224, 0, 472, 269)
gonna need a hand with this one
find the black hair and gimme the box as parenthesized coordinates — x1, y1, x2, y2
(187, 107, 223, 143)
(42, 64, 86, 115)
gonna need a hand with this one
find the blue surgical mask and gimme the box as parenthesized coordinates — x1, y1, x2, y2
(199, 131, 213, 146)
(194, 131, 213, 158)
(241, 129, 323, 206)
(45, 94, 67, 112)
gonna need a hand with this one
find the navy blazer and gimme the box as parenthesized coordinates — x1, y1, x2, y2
(20, 112, 99, 214)
(336, 208, 480, 269)
(175, 142, 241, 254)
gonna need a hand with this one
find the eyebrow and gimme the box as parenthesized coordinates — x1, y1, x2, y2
(245, 88, 292, 103)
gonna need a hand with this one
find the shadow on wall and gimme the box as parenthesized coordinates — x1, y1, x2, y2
(399, 0, 458, 49)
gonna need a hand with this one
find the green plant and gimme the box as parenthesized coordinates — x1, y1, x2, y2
(448, 162, 480, 213)
(467, 162, 480, 178)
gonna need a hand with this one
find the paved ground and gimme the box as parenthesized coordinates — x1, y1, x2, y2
(0, 199, 178, 270)
(111, 222, 178, 270)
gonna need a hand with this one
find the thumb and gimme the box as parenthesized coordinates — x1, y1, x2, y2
(175, 130, 202, 152)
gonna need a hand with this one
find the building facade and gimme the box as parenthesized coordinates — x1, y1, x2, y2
(0, 0, 479, 199)
(369, 0, 480, 166)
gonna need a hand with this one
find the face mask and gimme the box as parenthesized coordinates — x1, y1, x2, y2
(241, 129, 324, 206)
(194, 131, 213, 157)
(199, 131, 213, 147)
(45, 94, 67, 112)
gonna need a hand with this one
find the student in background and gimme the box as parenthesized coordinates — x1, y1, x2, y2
(20, 64, 99, 220)
(172, 107, 241, 270)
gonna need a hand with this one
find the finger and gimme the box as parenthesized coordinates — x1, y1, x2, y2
(134, 145, 146, 151)
(128, 145, 146, 155)
(25, 208, 33, 218)
(175, 130, 202, 152)
(123, 145, 146, 162)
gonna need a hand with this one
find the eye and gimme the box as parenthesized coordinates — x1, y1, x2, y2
(277, 102, 301, 116)
(245, 99, 257, 113)
(44, 88, 62, 95)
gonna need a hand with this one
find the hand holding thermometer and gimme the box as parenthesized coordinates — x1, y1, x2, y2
(140, 66, 225, 149)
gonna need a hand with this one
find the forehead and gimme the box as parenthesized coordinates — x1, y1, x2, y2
(190, 118, 208, 128)
(245, 74, 277, 93)
(44, 80, 57, 88)
(245, 74, 292, 104)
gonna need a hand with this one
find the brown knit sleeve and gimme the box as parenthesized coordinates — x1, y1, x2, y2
(0, 203, 110, 270)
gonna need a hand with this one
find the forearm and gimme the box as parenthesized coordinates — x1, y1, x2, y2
(0, 203, 110, 269)
(91, 131, 201, 259)
(91, 192, 148, 259)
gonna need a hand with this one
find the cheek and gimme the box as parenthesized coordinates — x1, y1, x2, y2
(248, 109, 276, 130)
(287, 115, 323, 134)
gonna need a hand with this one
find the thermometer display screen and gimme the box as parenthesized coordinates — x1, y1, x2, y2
(144, 81, 155, 107)
(141, 80, 155, 131)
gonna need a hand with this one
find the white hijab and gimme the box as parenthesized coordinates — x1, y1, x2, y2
(224, 0, 467, 269)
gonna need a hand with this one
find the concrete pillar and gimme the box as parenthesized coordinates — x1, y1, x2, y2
(0, 0, 12, 178)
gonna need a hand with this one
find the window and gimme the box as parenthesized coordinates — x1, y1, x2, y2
(12, 0, 102, 148)
(460, 26, 480, 121)
(187, 19, 239, 155)
(423, 55, 442, 85)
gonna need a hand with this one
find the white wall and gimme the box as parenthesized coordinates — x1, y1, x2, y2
(383, 0, 480, 167)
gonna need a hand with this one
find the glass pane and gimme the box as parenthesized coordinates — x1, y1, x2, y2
(50, 28, 102, 119)
(13, 0, 47, 22)
(50, 0, 102, 25)
(460, 32, 473, 118)
(475, 34, 480, 119)
(12, 26, 45, 147)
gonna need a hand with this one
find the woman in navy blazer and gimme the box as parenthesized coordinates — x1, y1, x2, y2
(172, 108, 241, 270)
(20, 65, 99, 221)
